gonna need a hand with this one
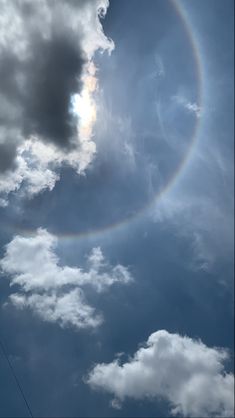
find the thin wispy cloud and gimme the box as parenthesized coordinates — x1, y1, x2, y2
(152, 192, 233, 273)
(172, 94, 202, 118)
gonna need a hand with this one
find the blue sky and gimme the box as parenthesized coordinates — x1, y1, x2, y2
(0, 1, 234, 417)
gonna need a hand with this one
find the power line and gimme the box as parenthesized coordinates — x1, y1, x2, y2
(0, 338, 33, 418)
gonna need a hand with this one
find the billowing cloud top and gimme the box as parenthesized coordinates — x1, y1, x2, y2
(0, 0, 114, 204)
(87, 330, 234, 417)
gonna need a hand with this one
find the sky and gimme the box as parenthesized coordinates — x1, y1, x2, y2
(0, 0, 234, 417)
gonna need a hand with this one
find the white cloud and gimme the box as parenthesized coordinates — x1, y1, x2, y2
(87, 330, 234, 417)
(0, 229, 132, 329)
(0, 139, 59, 205)
(172, 95, 202, 118)
(0, 0, 114, 75)
(10, 289, 102, 329)
(0, 135, 97, 206)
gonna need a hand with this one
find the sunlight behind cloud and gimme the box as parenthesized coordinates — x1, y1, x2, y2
(71, 62, 98, 141)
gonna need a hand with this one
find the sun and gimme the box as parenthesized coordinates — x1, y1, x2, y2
(71, 91, 96, 127)
(71, 62, 97, 141)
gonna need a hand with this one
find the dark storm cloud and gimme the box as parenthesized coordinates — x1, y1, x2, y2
(0, 49, 22, 102)
(0, 141, 18, 172)
(0, 0, 89, 172)
(0, 47, 23, 172)
(23, 34, 85, 148)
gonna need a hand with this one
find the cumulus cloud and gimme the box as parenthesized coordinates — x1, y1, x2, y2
(10, 289, 102, 329)
(0, 228, 132, 329)
(87, 330, 234, 417)
(0, 0, 114, 204)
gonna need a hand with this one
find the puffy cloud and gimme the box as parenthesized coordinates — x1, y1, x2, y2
(0, 139, 59, 206)
(10, 289, 102, 329)
(87, 330, 234, 417)
(0, 133, 97, 206)
(0, 228, 132, 329)
(0, 0, 114, 204)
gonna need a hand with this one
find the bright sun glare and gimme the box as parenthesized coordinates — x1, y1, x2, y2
(72, 91, 96, 127)
(71, 62, 97, 141)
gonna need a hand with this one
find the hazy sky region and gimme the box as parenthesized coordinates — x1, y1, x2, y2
(0, 1, 234, 417)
